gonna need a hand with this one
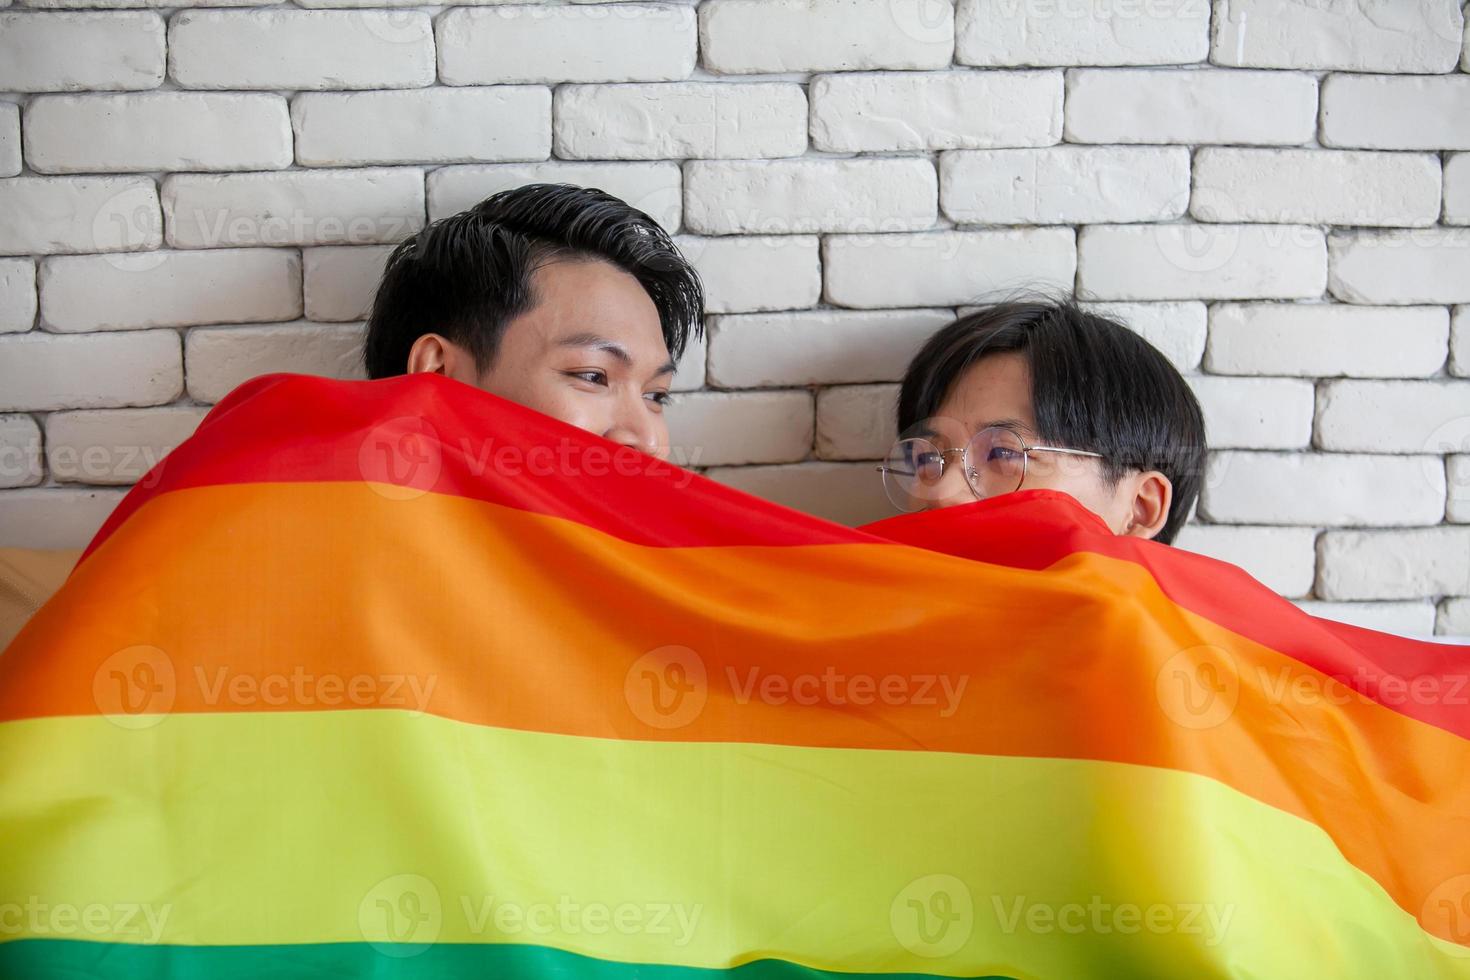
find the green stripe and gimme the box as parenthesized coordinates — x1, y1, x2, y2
(0, 940, 1013, 980)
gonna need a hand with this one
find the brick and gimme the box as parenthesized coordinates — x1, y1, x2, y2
(169, 10, 434, 90)
(553, 83, 805, 160)
(940, 146, 1188, 225)
(816, 383, 898, 461)
(1078, 224, 1326, 301)
(957, 0, 1207, 66)
(1187, 376, 1314, 450)
(1320, 74, 1470, 151)
(1075, 301, 1206, 372)
(1437, 598, 1470, 636)
(1295, 601, 1439, 637)
(1445, 153, 1470, 224)
(0, 12, 163, 91)
(0, 177, 162, 255)
(0, 259, 36, 333)
(45, 406, 206, 485)
(1191, 148, 1441, 227)
(0, 489, 127, 550)
(707, 309, 954, 388)
(1329, 230, 1470, 305)
(293, 87, 550, 167)
(428, 161, 681, 229)
(40, 249, 301, 332)
(1065, 68, 1316, 145)
(1456, 306, 1469, 377)
(825, 229, 1076, 309)
(1317, 380, 1470, 455)
(1173, 524, 1316, 598)
(673, 235, 820, 314)
(684, 158, 937, 235)
(162, 169, 424, 249)
(671, 330, 705, 393)
(303, 245, 394, 323)
(1207, 304, 1449, 378)
(186, 321, 366, 404)
(705, 461, 892, 526)
(665, 390, 812, 467)
(1201, 451, 1444, 527)
(21, 0, 284, 8)
(1212, 0, 1463, 72)
(0, 330, 181, 410)
(699, 0, 953, 74)
(0, 102, 17, 176)
(26, 93, 291, 173)
(0, 414, 42, 488)
(1318, 527, 1470, 601)
(1449, 455, 1469, 524)
(438, 4, 695, 85)
(809, 70, 1061, 152)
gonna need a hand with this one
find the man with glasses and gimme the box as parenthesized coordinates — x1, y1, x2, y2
(878, 300, 1206, 544)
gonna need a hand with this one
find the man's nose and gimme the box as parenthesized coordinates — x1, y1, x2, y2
(923, 460, 977, 511)
(603, 392, 662, 457)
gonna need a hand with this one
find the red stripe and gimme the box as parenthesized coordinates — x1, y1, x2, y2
(80, 372, 864, 562)
(79, 372, 1468, 742)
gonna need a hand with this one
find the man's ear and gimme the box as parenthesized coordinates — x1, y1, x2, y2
(1123, 471, 1173, 541)
(406, 334, 477, 383)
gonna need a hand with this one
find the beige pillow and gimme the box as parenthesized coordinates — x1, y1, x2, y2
(0, 549, 82, 650)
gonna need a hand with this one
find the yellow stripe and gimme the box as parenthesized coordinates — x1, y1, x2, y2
(1, 711, 1465, 978)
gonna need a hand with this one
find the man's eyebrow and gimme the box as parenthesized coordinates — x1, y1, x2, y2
(556, 332, 632, 366)
(979, 417, 1032, 435)
(558, 332, 676, 379)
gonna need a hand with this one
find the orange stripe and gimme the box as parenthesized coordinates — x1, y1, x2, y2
(5, 479, 1469, 940)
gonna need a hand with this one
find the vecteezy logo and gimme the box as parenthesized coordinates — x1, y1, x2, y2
(623, 645, 708, 730)
(890, 874, 973, 958)
(92, 645, 176, 729)
(1155, 644, 1239, 730)
(358, 874, 442, 958)
(358, 417, 443, 501)
(1421, 874, 1470, 956)
(1420, 415, 1470, 509)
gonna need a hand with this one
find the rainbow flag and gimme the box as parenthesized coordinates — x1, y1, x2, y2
(1, 372, 1467, 978)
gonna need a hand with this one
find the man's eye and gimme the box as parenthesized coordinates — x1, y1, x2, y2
(646, 391, 673, 407)
(567, 370, 608, 386)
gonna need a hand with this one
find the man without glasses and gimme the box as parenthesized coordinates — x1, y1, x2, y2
(363, 183, 704, 462)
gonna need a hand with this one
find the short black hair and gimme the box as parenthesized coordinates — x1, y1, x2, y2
(363, 183, 703, 380)
(897, 299, 1206, 544)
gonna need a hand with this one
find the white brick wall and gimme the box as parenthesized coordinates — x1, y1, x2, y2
(941, 146, 1188, 225)
(1320, 74, 1470, 151)
(27, 93, 293, 173)
(956, 0, 1209, 67)
(809, 70, 1062, 152)
(0, 102, 18, 177)
(1191, 149, 1442, 227)
(437, 5, 696, 86)
(168, 10, 435, 91)
(0, 12, 165, 91)
(0, 0, 1466, 636)
(684, 158, 937, 234)
(553, 83, 806, 160)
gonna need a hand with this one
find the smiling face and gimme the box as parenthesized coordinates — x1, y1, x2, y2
(914, 352, 1171, 538)
(407, 257, 676, 459)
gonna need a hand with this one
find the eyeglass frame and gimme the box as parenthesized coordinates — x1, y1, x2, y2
(875, 425, 1107, 510)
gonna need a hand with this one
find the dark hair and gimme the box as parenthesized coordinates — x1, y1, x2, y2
(897, 299, 1206, 544)
(363, 183, 703, 380)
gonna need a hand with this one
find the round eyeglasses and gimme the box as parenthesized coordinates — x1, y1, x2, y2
(877, 425, 1106, 513)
